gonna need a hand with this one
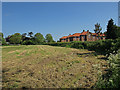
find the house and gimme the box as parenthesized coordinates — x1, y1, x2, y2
(60, 30, 105, 42)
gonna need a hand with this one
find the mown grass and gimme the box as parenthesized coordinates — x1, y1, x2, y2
(2, 45, 108, 88)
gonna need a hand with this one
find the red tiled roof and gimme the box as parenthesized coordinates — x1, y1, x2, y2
(60, 36, 68, 39)
(72, 33, 81, 37)
(60, 31, 106, 40)
(68, 35, 73, 37)
(81, 31, 88, 35)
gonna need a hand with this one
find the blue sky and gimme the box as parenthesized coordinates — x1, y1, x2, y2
(2, 2, 118, 41)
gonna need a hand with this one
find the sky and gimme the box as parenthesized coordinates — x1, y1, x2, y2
(2, 2, 118, 41)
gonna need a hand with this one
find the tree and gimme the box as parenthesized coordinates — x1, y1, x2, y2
(6, 35, 12, 42)
(116, 26, 120, 38)
(94, 23, 102, 33)
(106, 19, 120, 39)
(45, 34, 54, 42)
(28, 32, 33, 37)
(22, 33, 27, 41)
(22, 40, 34, 45)
(0, 32, 3, 43)
(0, 32, 7, 45)
(34, 33, 45, 44)
(106, 19, 115, 39)
(9, 33, 22, 44)
(2, 38, 7, 45)
(0, 32, 3, 38)
(22, 33, 27, 38)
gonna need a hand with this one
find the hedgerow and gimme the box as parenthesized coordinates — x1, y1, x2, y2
(46, 38, 120, 56)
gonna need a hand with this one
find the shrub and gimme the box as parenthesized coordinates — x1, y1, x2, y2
(94, 49, 120, 88)
(2, 38, 7, 45)
(22, 40, 35, 45)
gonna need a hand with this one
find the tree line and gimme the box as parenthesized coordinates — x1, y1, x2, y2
(0, 18, 120, 45)
(0, 32, 55, 45)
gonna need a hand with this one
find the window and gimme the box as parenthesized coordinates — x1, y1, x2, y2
(83, 36, 85, 39)
(88, 34, 91, 38)
(93, 36, 95, 39)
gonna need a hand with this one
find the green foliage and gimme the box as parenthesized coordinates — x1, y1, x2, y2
(2, 38, 7, 45)
(28, 32, 33, 37)
(106, 19, 114, 39)
(95, 50, 120, 88)
(0, 37, 7, 45)
(0, 32, 7, 45)
(65, 45, 71, 48)
(9, 33, 22, 44)
(34, 33, 45, 44)
(45, 34, 54, 42)
(94, 23, 102, 33)
(22, 33, 27, 41)
(0, 32, 3, 38)
(106, 19, 120, 39)
(5, 32, 55, 45)
(115, 26, 120, 38)
(22, 40, 35, 45)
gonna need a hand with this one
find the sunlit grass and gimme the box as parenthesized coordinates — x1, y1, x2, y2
(2, 45, 108, 88)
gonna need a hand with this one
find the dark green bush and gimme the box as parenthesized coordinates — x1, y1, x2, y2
(22, 40, 35, 45)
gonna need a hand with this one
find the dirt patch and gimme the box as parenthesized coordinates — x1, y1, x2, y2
(8, 50, 20, 54)
(17, 50, 27, 56)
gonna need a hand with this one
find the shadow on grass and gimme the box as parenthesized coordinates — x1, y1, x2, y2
(75, 51, 108, 61)
(76, 52, 101, 57)
(97, 57, 108, 61)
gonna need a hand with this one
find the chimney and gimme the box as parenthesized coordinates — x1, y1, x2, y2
(87, 30, 89, 32)
(83, 30, 85, 32)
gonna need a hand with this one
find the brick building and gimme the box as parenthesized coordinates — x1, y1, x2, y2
(60, 30, 105, 42)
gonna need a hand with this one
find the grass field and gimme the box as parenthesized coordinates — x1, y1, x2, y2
(2, 45, 108, 88)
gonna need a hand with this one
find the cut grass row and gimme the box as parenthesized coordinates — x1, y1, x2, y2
(2, 45, 108, 88)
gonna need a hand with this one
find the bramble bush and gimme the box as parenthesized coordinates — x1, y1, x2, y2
(94, 49, 120, 88)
